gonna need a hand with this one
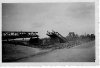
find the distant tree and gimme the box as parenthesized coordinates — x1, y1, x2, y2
(90, 34, 95, 40)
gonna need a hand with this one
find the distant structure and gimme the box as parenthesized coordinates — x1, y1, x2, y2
(68, 32, 76, 37)
(46, 30, 67, 44)
(66, 32, 78, 41)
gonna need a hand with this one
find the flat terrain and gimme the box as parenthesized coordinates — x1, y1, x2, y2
(2, 44, 52, 62)
(16, 41, 95, 62)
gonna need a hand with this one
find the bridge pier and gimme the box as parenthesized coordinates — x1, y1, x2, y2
(29, 36, 39, 45)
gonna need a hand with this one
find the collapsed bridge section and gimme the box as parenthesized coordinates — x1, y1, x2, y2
(46, 30, 68, 44)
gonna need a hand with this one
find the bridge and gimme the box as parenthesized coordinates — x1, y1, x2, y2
(2, 31, 39, 40)
(47, 30, 68, 43)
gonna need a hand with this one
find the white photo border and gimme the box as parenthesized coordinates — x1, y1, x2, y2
(0, 0, 99, 66)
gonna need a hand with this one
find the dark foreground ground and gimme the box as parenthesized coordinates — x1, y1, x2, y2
(2, 41, 95, 62)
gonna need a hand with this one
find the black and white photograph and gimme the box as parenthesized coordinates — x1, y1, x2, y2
(2, 2, 96, 63)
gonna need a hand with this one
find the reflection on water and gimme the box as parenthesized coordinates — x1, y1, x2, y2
(3, 38, 30, 41)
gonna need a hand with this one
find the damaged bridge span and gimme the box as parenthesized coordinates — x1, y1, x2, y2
(47, 30, 68, 43)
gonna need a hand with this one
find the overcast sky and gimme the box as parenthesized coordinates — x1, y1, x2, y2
(2, 3, 95, 38)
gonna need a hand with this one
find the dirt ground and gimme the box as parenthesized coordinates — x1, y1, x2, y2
(16, 41, 95, 62)
(2, 44, 52, 62)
